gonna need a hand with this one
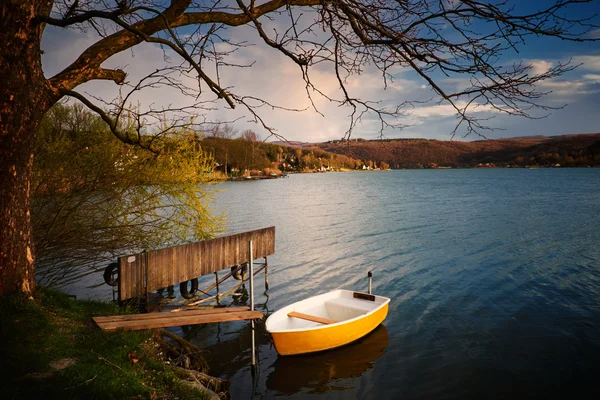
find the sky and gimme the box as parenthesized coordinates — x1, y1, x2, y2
(41, 1, 600, 143)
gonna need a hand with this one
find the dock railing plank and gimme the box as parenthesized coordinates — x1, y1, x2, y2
(118, 226, 275, 301)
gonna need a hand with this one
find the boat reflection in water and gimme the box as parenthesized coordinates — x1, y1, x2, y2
(181, 288, 389, 397)
(266, 324, 388, 395)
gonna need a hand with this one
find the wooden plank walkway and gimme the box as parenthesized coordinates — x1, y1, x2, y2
(93, 307, 263, 331)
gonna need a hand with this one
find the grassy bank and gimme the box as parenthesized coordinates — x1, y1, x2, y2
(0, 287, 214, 399)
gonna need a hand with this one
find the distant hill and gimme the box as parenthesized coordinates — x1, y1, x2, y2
(269, 140, 313, 148)
(314, 134, 600, 168)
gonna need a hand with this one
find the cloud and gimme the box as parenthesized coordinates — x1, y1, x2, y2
(572, 55, 600, 72)
(529, 60, 553, 75)
(588, 29, 600, 39)
(537, 77, 600, 100)
(583, 74, 600, 82)
(409, 101, 499, 119)
(500, 56, 600, 103)
(538, 79, 586, 91)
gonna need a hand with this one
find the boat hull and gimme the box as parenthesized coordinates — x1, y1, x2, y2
(268, 292, 389, 356)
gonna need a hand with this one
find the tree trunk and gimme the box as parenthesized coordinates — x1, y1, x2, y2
(0, 0, 55, 296)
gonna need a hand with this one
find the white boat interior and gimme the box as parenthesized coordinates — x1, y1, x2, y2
(266, 289, 390, 333)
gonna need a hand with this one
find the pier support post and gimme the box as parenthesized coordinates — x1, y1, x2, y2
(215, 272, 220, 305)
(264, 257, 269, 290)
(249, 240, 256, 374)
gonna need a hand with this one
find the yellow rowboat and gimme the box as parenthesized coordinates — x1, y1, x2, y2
(265, 289, 390, 356)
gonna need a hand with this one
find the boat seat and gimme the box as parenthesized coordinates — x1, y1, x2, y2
(287, 311, 337, 325)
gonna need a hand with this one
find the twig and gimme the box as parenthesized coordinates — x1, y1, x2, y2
(91, 350, 124, 372)
(64, 374, 98, 390)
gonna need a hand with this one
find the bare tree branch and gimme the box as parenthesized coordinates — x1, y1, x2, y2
(44, 0, 599, 139)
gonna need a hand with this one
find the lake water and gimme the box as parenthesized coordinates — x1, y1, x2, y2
(177, 168, 600, 399)
(65, 168, 600, 398)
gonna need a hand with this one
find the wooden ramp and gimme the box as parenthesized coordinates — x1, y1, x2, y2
(93, 307, 263, 331)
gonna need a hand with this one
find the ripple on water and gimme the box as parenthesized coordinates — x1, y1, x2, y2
(170, 169, 600, 399)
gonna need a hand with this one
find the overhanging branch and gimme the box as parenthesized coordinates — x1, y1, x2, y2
(61, 89, 158, 152)
(48, 0, 321, 92)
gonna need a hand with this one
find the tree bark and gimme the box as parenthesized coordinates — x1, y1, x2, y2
(0, 0, 55, 296)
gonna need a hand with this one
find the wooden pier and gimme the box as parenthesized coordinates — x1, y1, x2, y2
(96, 228, 274, 334)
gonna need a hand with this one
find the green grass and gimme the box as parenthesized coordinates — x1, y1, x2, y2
(0, 287, 210, 399)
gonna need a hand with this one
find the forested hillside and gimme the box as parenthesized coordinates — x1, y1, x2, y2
(316, 134, 600, 168)
(201, 136, 381, 175)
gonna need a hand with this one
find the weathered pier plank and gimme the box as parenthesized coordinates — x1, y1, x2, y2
(93, 307, 263, 331)
(94, 306, 252, 323)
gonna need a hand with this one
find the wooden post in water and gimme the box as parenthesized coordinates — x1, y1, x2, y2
(264, 257, 269, 290)
(249, 240, 256, 374)
(368, 271, 372, 295)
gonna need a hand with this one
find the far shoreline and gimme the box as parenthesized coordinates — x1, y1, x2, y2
(223, 164, 600, 181)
